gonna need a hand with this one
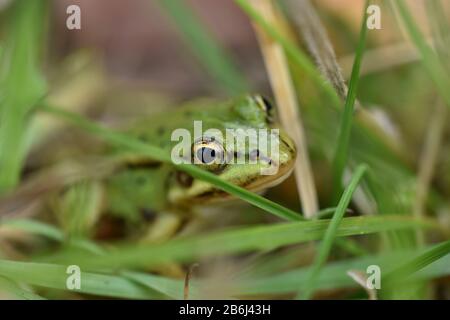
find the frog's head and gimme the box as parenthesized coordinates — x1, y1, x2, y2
(168, 94, 297, 205)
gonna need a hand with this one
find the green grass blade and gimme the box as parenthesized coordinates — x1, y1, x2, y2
(1, 219, 64, 242)
(0, 276, 45, 300)
(121, 271, 199, 300)
(236, 0, 410, 169)
(331, 2, 369, 200)
(54, 215, 434, 269)
(383, 239, 450, 287)
(235, 247, 450, 295)
(299, 164, 367, 299)
(1, 219, 104, 255)
(158, 0, 248, 95)
(393, 0, 450, 109)
(40, 104, 303, 222)
(0, 220, 193, 299)
(0, 0, 47, 193)
(0, 260, 166, 299)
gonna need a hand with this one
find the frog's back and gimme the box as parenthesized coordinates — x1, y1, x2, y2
(124, 95, 272, 152)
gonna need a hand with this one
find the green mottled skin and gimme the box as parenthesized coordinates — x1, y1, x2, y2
(105, 95, 296, 221)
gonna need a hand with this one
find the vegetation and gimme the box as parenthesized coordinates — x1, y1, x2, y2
(0, 0, 448, 300)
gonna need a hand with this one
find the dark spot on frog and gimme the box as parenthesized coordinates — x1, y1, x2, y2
(176, 171, 193, 188)
(261, 96, 273, 112)
(157, 126, 166, 136)
(141, 208, 157, 222)
(260, 96, 274, 123)
(243, 176, 258, 187)
(281, 138, 296, 156)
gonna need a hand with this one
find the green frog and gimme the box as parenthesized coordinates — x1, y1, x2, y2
(104, 94, 297, 226)
(0, 95, 296, 240)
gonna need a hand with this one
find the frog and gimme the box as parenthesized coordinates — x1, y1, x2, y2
(103, 94, 297, 228)
(0, 94, 296, 242)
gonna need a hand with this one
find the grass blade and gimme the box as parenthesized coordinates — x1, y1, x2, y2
(393, 0, 450, 109)
(1, 219, 104, 255)
(158, 0, 248, 95)
(1, 219, 63, 242)
(383, 239, 450, 287)
(0, 260, 165, 299)
(299, 164, 367, 299)
(0, 276, 45, 300)
(52, 215, 434, 269)
(235, 0, 407, 199)
(331, 2, 369, 200)
(236, 247, 450, 295)
(0, 0, 47, 193)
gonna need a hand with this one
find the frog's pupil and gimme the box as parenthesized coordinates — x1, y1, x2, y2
(198, 147, 216, 164)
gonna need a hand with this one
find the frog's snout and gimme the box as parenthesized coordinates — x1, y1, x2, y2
(256, 129, 296, 184)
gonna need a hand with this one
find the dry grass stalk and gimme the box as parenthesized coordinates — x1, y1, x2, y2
(249, 0, 319, 217)
(347, 269, 378, 300)
(283, 0, 409, 165)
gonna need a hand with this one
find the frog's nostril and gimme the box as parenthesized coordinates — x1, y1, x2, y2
(261, 96, 273, 112)
(254, 95, 275, 123)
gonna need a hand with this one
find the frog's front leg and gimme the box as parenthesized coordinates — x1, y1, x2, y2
(104, 165, 190, 242)
(139, 210, 183, 243)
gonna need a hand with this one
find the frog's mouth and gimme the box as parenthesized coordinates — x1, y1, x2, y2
(168, 132, 297, 205)
(169, 159, 295, 205)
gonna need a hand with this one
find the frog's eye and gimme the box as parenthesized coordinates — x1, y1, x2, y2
(254, 95, 274, 123)
(192, 138, 226, 172)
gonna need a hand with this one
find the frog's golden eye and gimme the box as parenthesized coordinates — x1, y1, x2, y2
(192, 138, 226, 172)
(254, 95, 274, 123)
